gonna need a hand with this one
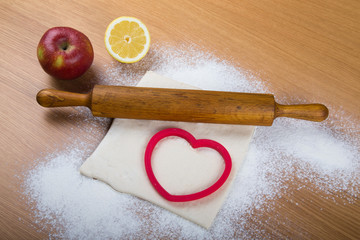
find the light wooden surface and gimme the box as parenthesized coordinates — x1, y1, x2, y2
(1, 0, 359, 239)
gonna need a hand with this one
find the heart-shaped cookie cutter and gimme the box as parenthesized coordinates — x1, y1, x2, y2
(144, 128, 232, 202)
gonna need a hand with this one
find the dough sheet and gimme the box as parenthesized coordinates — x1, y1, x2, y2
(80, 71, 255, 228)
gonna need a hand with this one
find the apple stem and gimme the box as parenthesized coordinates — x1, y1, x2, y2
(60, 41, 69, 50)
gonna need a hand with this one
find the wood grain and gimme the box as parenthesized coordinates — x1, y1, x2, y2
(36, 86, 328, 125)
(0, 0, 359, 239)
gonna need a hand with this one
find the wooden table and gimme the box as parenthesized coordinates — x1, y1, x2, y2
(1, 0, 359, 239)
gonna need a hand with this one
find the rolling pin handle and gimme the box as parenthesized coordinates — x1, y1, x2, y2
(36, 89, 91, 108)
(275, 103, 329, 122)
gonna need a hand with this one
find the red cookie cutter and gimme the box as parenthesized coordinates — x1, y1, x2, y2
(144, 128, 232, 202)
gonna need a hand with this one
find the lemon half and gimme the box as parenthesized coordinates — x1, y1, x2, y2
(105, 17, 150, 63)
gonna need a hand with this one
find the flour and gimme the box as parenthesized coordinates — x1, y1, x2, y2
(22, 44, 359, 239)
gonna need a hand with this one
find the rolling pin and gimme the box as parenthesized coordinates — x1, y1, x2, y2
(36, 85, 329, 126)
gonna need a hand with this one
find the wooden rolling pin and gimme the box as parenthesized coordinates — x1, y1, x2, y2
(36, 85, 329, 126)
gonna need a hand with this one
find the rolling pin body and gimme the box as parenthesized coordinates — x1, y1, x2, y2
(36, 85, 329, 126)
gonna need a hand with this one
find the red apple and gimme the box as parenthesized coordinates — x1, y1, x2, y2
(37, 27, 94, 80)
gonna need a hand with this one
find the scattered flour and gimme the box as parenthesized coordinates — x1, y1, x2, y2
(22, 44, 359, 239)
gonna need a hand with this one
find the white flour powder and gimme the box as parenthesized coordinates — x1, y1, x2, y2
(22, 44, 359, 239)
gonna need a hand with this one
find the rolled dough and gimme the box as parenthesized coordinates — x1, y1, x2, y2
(80, 71, 255, 228)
